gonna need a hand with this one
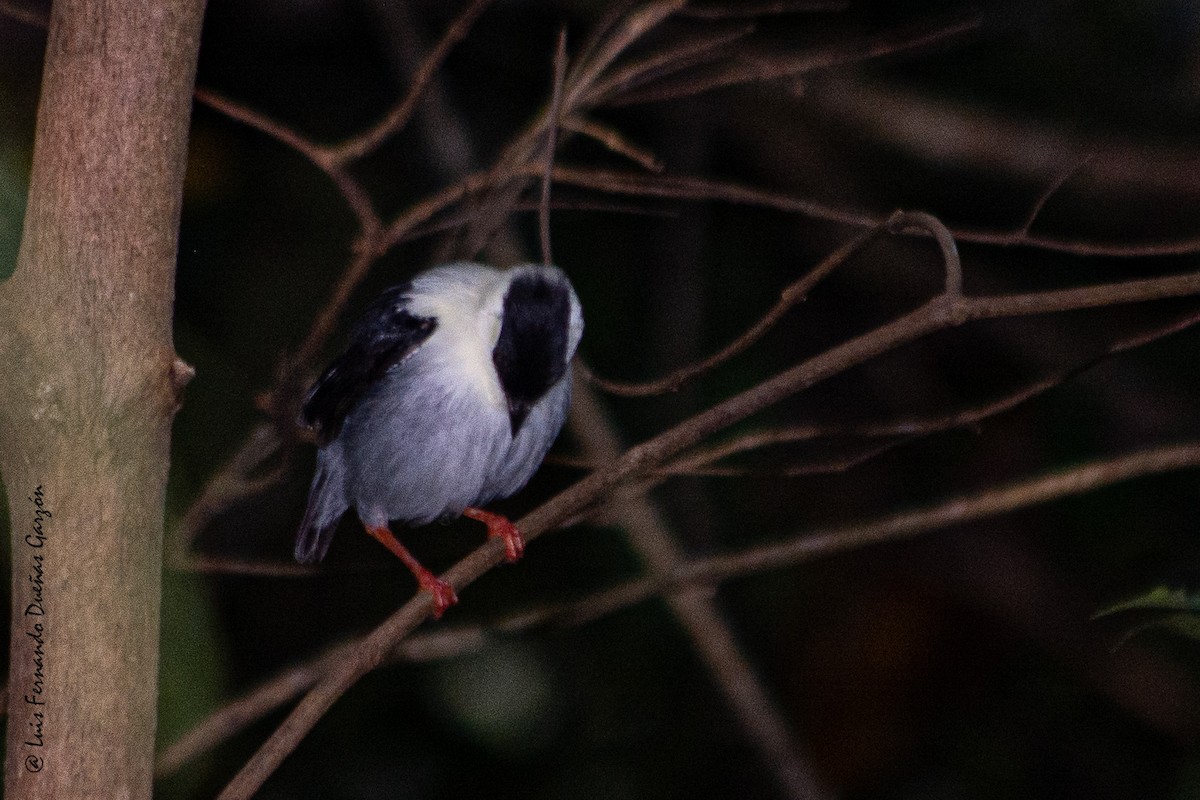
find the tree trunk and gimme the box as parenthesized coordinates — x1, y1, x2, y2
(0, 1, 205, 796)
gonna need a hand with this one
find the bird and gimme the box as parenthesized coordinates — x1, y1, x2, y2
(295, 262, 584, 617)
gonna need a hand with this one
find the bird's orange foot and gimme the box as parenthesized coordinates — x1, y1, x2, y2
(463, 507, 525, 563)
(416, 570, 459, 619)
(364, 523, 458, 618)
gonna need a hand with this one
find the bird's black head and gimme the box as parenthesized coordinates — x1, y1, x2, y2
(492, 272, 572, 435)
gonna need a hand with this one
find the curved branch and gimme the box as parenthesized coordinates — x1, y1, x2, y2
(324, 0, 497, 165)
(584, 209, 960, 396)
(664, 306, 1200, 473)
(582, 212, 894, 395)
(163, 438, 1200, 777)
(193, 89, 381, 240)
(551, 165, 1200, 257)
(216, 223, 1200, 797)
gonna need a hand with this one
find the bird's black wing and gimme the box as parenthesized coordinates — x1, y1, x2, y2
(299, 283, 436, 445)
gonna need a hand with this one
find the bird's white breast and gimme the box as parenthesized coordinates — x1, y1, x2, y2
(405, 264, 509, 412)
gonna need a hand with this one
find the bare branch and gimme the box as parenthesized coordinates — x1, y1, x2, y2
(568, 381, 834, 800)
(325, 0, 497, 165)
(540, 29, 568, 266)
(584, 24, 757, 105)
(193, 89, 381, 240)
(1018, 153, 1097, 237)
(215, 203, 1200, 797)
(561, 0, 688, 112)
(667, 307, 1200, 473)
(602, 14, 981, 106)
(583, 209, 957, 396)
(0, 0, 45, 27)
(561, 115, 664, 171)
(653, 437, 912, 478)
(687, 440, 1200, 583)
(551, 165, 1200, 257)
(582, 213, 892, 395)
(163, 438, 1200, 778)
(678, 1, 849, 18)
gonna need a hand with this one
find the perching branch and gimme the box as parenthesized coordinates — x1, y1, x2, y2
(165, 5, 1200, 796)
(162, 437, 1200, 777)
(610, 305, 1200, 476)
(215, 210, 1200, 796)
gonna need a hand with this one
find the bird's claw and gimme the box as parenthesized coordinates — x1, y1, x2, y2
(419, 574, 458, 619)
(464, 507, 525, 563)
(494, 521, 525, 563)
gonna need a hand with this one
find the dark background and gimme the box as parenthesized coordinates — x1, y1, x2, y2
(2, 1, 1200, 798)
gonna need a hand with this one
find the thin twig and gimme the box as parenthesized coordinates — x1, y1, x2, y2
(551, 165, 1200, 257)
(651, 436, 913, 478)
(161, 438, 1200, 777)
(663, 306, 1200, 473)
(215, 213, 1200, 798)
(0, 0, 45, 27)
(569, 380, 834, 800)
(561, 115, 664, 171)
(561, 0, 688, 112)
(324, 0, 497, 165)
(454, 0, 689, 259)
(688, 441, 1200, 582)
(678, 0, 849, 18)
(602, 14, 981, 106)
(1018, 152, 1096, 237)
(167, 423, 287, 564)
(583, 209, 958, 396)
(584, 24, 757, 105)
(541, 29, 568, 266)
(582, 213, 894, 395)
(193, 89, 381, 240)
(388, 196, 679, 246)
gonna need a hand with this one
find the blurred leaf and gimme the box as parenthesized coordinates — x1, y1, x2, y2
(155, 565, 228, 798)
(0, 136, 27, 282)
(1094, 586, 1200, 617)
(1095, 586, 1200, 648)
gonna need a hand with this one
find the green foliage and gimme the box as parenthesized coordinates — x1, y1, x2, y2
(1095, 586, 1200, 647)
(155, 566, 228, 798)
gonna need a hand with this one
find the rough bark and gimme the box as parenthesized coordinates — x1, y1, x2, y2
(0, 0, 205, 796)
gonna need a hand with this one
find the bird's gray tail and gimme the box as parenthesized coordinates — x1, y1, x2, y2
(295, 454, 348, 564)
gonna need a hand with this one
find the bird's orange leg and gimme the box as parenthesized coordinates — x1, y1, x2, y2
(364, 524, 458, 618)
(463, 507, 525, 563)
